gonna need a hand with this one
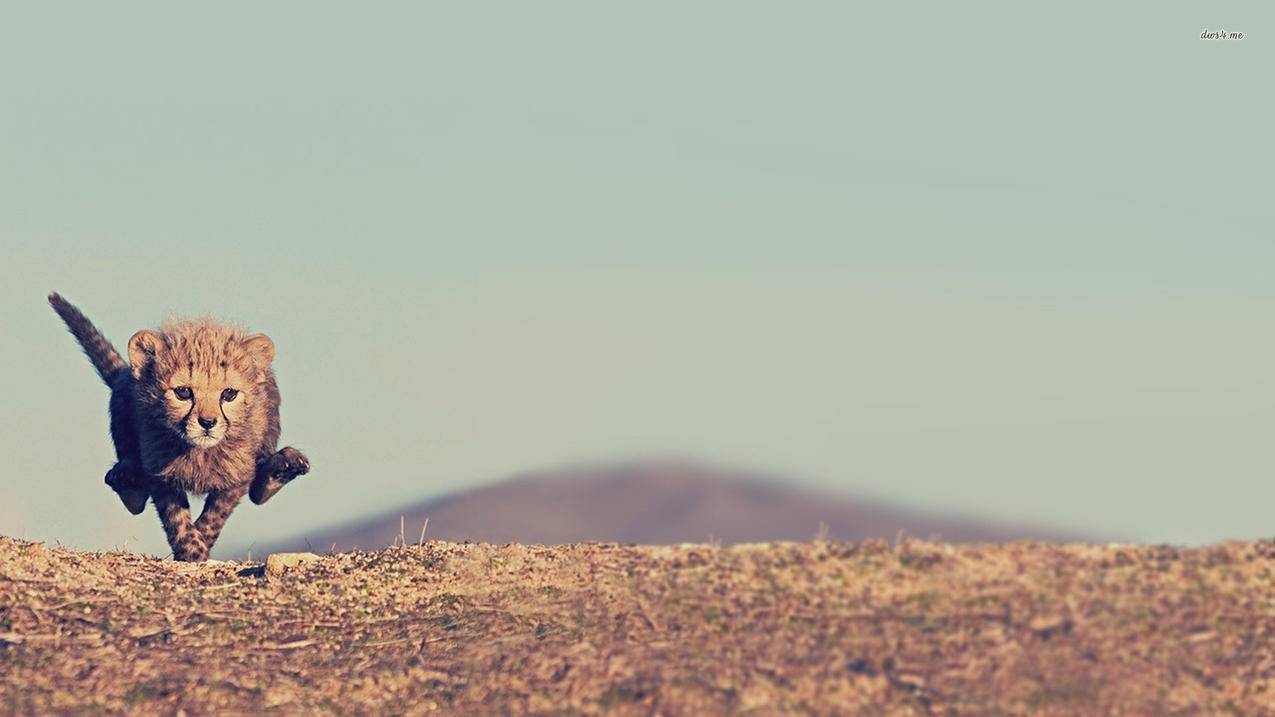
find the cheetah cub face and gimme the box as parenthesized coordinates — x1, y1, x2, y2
(128, 322, 275, 449)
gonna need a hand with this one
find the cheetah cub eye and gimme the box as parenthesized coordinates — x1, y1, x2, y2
(221, 388, 239, 402)
(173, 386, 193, 401)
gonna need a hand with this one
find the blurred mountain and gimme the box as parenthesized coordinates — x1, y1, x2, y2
(254, 460, 1087, 554)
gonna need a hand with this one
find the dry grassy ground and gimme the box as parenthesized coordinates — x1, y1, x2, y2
(3, 535, 1275, 715)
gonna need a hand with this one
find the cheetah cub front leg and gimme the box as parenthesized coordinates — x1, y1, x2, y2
(151, 483, 209, 562)
(249, 446, 310, 505)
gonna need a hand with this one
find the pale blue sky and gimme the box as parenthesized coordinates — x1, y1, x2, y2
(1, 2, 1271, 554)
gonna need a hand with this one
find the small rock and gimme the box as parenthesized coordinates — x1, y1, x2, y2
(1029, 615, 1073, 637)
(893, 673, 926, 691)
(263, 688, 295, 707)
(265, 552, 321, 578)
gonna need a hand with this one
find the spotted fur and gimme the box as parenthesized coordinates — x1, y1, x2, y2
(49, 292, 310, 561)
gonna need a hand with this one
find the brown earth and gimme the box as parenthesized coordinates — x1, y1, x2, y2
(3, 535, 1275, 715)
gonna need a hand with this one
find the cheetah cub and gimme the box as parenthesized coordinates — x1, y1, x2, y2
(49, 292, 310, 561)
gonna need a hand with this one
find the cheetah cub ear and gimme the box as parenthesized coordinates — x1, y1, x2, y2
(242, 334, 275, 381)
(128, 330, 163, 380)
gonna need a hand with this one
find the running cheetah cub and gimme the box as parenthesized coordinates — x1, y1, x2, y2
(49, 292, 310, 561)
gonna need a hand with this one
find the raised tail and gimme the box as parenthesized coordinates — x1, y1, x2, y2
(48, 292, 129, 384)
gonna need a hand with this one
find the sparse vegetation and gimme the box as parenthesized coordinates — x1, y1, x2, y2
(4, 536, 1275, 714)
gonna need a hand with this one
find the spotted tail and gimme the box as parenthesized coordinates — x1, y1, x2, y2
(48, 292, 128, 384)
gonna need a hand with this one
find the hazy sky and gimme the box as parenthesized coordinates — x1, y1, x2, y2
(2, 3, 1271, 555)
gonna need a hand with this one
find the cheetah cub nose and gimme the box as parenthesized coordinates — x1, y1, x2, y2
(198, 417, 218, 430)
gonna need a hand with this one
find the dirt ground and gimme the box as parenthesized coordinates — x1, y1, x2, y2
(3, 535, 1275, 715)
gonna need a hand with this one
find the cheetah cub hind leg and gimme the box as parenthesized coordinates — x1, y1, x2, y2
(105, 461, 151, 515)
(249, 446, 310, 505)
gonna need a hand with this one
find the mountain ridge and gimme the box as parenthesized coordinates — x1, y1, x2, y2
(250, 460, 1087, 555)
